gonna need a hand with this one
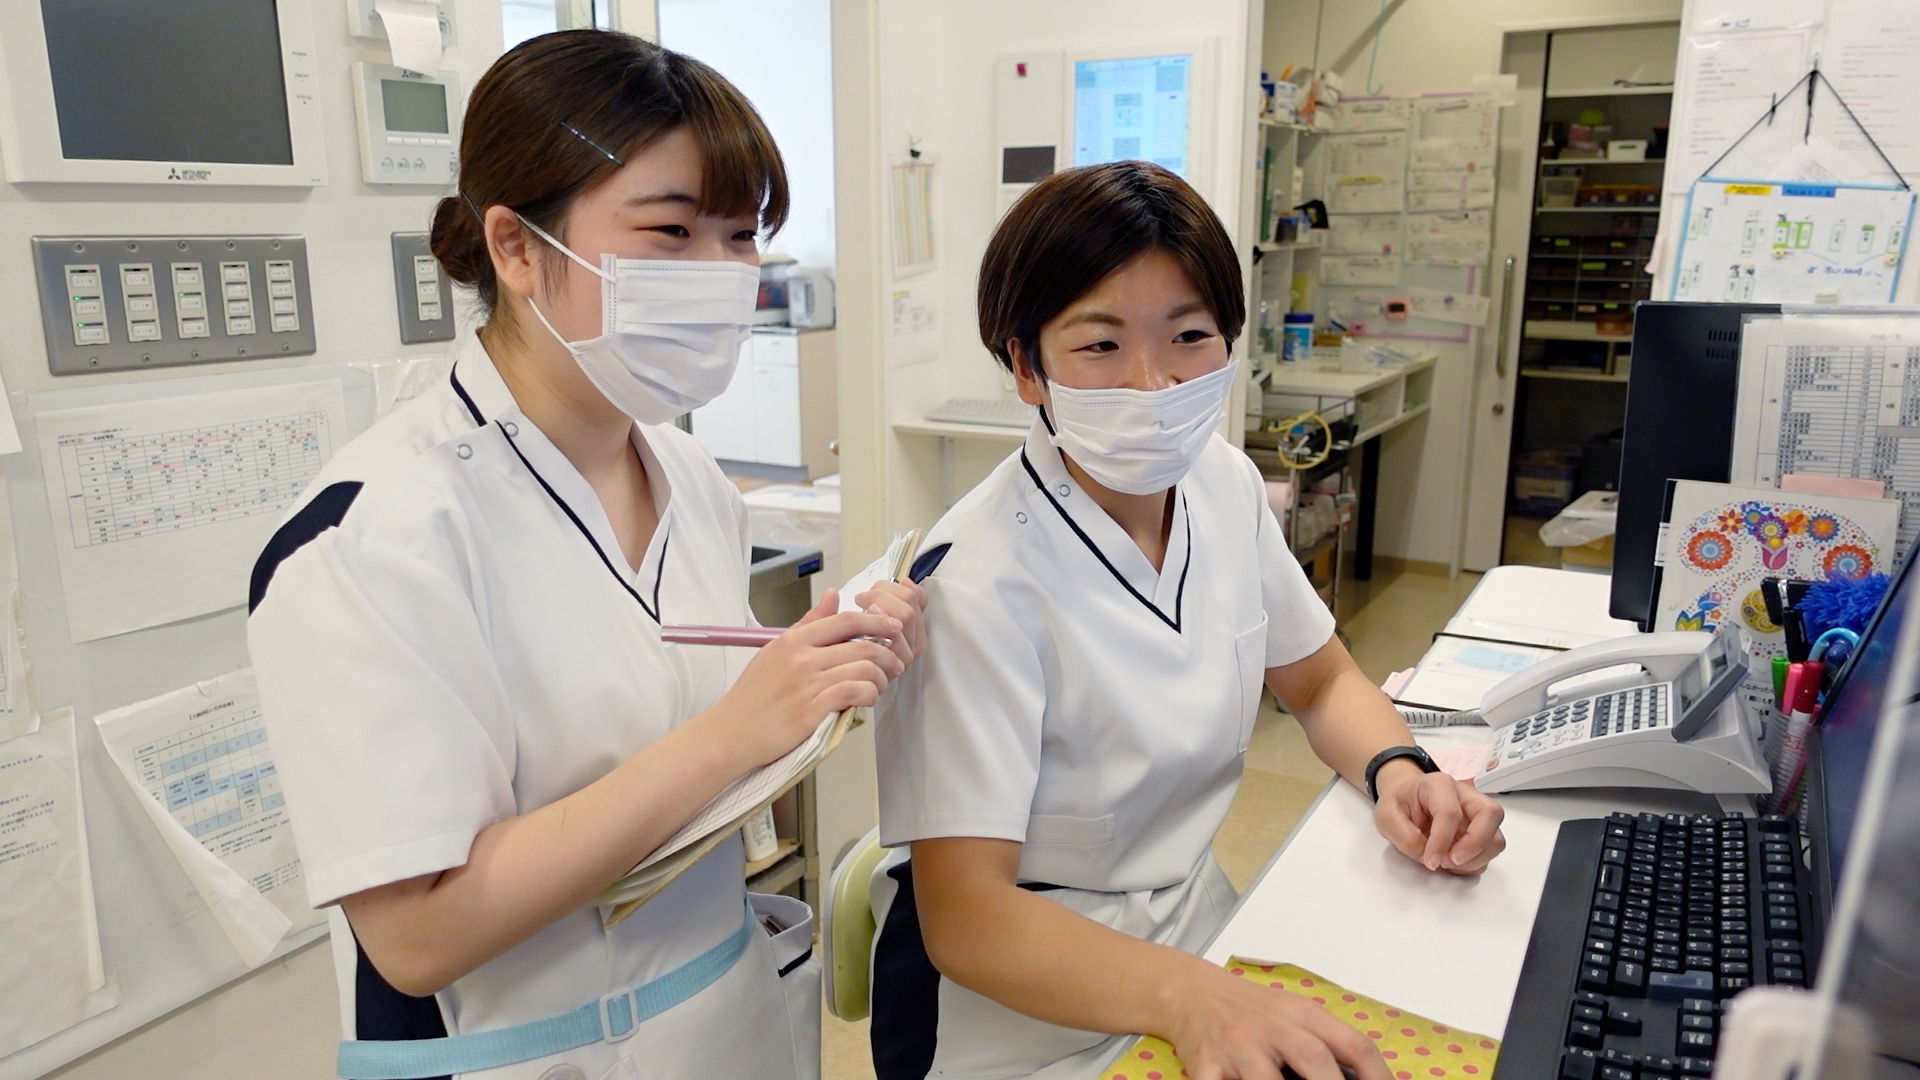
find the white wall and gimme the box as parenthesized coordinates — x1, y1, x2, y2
(867, 0, 1261, 538)
(1261, 0, 1682, 568)
(2, 3, 501, 1078)
(659, 0, 837, 269)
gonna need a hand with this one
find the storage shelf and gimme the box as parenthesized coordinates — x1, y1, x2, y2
(1519, 367, 1630, 383)
(1535, 206, 1661, 213)
(1545, 86, 1675, 98)
(1259, 117, 1320, 132)
(1542, 157, 1666, 166)
(744, 838, 800, 878)
(1523, 320, 1633, 342)
(1256, 240, 1325, 253)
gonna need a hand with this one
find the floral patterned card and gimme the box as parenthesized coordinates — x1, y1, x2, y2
(1653, 481, 1899, 717)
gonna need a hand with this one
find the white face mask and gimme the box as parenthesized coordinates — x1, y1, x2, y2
(1043, 361, 1236, 495)
(518, 217, 760, 425)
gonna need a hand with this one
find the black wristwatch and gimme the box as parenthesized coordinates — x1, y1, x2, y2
(1364, 745, 1440, 802)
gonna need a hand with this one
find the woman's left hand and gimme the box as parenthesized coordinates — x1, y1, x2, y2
(1372, 766, 1507, 876)
(855, 579, 930, 673)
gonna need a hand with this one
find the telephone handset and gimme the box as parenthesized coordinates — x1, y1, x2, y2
(1476, 631, 1771, 795)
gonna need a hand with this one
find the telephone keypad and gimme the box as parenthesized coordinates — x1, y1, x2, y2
(1494, 685, 1673, 764)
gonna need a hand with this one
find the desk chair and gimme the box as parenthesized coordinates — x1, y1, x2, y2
(821, 827, 886, 1020)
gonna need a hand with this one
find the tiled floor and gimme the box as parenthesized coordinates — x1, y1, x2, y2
(819, 561, 1481, 1079)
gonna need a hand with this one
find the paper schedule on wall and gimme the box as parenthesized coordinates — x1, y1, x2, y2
(35, 380, 348, 642)
(1669, 181, 1914, 306)
(95, 670, 320, 966)
(0, 710, 119, 1059)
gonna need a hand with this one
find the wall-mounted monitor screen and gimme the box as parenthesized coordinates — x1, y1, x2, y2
(1071, 54, 1191, 178)
(0, 0, 325, 185)
(42, 0, 294, 165)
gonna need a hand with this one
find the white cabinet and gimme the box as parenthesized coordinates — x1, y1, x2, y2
(692, 327, 838, 475)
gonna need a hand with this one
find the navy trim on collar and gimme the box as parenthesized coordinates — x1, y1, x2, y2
(908, 543, 951, 584)
(248, 481, 364, 614)
(499, 422, 669, 623)
(1020, 450, 1190, 633)
(449, 367, 485, 426)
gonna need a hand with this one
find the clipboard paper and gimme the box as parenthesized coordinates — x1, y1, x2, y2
(595, 530, 921, 923)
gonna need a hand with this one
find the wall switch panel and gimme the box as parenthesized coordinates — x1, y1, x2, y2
(33, 236, 316, 375)
(391, 232, 453, 345)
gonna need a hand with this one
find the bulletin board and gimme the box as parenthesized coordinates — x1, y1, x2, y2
(0, 362, 383, 1080)
(1303, 92, 1502, 342)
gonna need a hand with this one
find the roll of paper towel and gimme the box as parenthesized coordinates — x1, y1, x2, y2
(374, 0, 444, 74)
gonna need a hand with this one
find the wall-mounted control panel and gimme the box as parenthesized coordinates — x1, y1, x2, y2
(391, 232, 454, 345)
(352, 62, 462, 185)
(33, 236, 317, 375)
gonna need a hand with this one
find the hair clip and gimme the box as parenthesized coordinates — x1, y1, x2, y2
(557, 120, 624, 166)
(459, 190, 486, 222)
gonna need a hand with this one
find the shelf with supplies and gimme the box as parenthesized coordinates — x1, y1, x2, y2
(1534, 205, 1660, 213)
(1540, 157, 1665, 167)
(1518, 367, 1631, 384)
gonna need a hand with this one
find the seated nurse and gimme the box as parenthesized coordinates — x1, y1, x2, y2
(870, 161, 1508, 1080)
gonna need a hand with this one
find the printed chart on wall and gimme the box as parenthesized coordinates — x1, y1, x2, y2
(34, 380, 348, 642)
(95, 669, 320, 966)
(0, 475, 33, 743)
(1671, 182, 1914, 305)
(0, 711, 117, 1059)
(1730, 314, 1920, 556)
(1666, 30, 1813, 195)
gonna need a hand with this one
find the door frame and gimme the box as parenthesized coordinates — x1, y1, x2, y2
(1460, 15, 1681, 572)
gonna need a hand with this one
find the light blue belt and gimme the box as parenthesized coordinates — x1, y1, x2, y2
(337, 903, 756, 1079)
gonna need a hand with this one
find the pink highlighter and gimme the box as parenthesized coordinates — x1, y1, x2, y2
(661, 625, 784, 647)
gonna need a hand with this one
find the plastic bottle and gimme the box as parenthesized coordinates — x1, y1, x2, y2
(1282, 311, 1314, 364)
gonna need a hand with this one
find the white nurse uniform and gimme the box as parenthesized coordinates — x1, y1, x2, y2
(870, 420, 1336, 1080)
(249, 337, 815, 1080)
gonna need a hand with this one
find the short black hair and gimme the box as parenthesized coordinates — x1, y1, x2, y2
(976, 161, 1244, 376)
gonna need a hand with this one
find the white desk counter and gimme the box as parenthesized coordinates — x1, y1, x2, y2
(1201, 568, 1677, 1041)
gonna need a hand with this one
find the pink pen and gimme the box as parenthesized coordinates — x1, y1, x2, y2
(661, 625, 784, 647)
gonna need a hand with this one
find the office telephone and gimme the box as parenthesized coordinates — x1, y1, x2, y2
(1476, 631, 1772, 795)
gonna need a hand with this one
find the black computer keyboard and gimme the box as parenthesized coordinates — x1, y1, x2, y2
(1495, 811, 1819, 1080)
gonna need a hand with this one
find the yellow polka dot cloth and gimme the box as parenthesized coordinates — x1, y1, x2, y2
(1102, 960, 1501, 1080)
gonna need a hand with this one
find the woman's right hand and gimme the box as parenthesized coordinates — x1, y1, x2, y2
(702, 588, 906, 770)
(1161, 963, 1390, 1080)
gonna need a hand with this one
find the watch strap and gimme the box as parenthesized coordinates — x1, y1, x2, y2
(1365, 744, 1439, 802)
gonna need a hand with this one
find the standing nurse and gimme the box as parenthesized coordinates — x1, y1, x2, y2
(249, 32, 924, 1080)
(872, 163, 1505, 1080)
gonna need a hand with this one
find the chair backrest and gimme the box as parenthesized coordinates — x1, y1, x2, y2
(821, 826, 886, 1020)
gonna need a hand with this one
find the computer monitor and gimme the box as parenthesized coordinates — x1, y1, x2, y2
(1805, 549, 1920, 1069)
(0, 0, 328, 185)
(1611, 301, 1782, 629)
(1071, 53, 1192, 178)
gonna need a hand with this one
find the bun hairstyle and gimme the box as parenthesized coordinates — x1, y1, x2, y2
(976, 161, 1244, 378)
(431, 30, 788, 317)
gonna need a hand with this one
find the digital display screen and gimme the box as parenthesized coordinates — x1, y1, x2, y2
(1072, 55, 1191, 178)
(40, 0, 294, 166)
(382, 79, 450, 135)
(1001, 145, 1055, 185)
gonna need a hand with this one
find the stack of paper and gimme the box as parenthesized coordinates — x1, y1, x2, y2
(596, 530, 920, 921)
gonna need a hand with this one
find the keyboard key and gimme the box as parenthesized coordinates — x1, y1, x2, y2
(1574, 1003, 1605, 1026)
(1652, 957, 1681, 973)
(1614, 960, 1648, 994)
(1580, 965, 1612, 992)
(1680, 1014, 1714, 1033)
(1768, 949, 1803, 967)
(1599, 1067, 1632, 1080)
(1641, 1055, 1677, 1077)
(1619, 947, 1648, 965)
(1587, 937, 1616, 955)
(1594, 891, 1621, 912)
(1599, 864, 1625, 891)
(1678, 1031, 1715, 1054)
(1720, 976, 1751, 996)
(1604, 1002, 1642, 1035)
(1569, 1019, 1603, 1048)
(1758, 815, 1791, 833)
(1768, 918, 1801, 938)
(1681, 997, 1715, 1014)
(1719, 961, 1751, 977)
(1591, 911, 1619, 930)
(1575, 990, 1607, 1009)
(1648, 969, 1714, 999)
(1561, 1049, 1599, 1080)
(1772, 966, 1805, 985)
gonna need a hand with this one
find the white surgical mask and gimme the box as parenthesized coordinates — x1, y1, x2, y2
(1043, 361, 1236, 495)
(519, 217, 760, 425)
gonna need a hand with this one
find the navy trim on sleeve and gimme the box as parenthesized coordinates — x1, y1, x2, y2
(908, 543, 952, 584)
(248, 481, 364, 614)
